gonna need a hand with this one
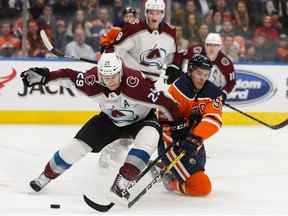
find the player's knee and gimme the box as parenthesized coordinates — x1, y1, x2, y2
(134, 126, 160, 155)
(185, 171, 211, 196)
(58, 138, 92, 164)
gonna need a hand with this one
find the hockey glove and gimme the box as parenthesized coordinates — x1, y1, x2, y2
(188, 106, 203, 128)
(184, 134, 203, 146)
(218, 91, 227, 103)
(165, 65, 183, 84)
(20, 67, 49, 87)
(170, 119, 189, 142)
(176, 134, 203, 156)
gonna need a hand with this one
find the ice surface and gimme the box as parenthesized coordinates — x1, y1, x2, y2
(0, 125, 288, 215)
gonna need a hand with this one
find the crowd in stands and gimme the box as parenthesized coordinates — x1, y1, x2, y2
(0, 0, 288, 62)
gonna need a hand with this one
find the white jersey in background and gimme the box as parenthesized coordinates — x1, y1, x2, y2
(114, 20, 177, 79)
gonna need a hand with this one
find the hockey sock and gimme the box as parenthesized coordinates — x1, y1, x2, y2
(44, 150, 72, 179)
(119, 148, 150, 181)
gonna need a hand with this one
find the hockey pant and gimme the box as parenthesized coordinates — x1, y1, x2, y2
(158, 137, 211, 196)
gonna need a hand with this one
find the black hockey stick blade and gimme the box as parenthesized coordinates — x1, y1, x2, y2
(271, 118, 288, 129)
(83, 194, 114, 212)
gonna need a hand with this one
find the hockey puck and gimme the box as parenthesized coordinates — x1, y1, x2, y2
(50, 204, 60, 209)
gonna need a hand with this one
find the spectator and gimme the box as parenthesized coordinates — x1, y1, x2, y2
(0, 22, 21, 57)
(196, 23, 209, 45)
(222, 35, 240, 62)
(29, 0, 46, 20)
(112, 0, 124, 25)
(97, 7, 113, 31)
(89, 7, 113, 38)
(75, 0, 90, 11)
(183, 14, 200, 41)
(233, 35, 246, 59)
(171, 1, 185, 25)
(253, 33, 277, 61)
(264, 0, 277, 16)
(233, 0, 250, 38)
(220, 20, 235, 37)
(275, 0, 288, 30)
(209, 11, 223, 33)
(203, 9, 213, 26)
(179, 0, 203, 27)
(86, 0, 99, 21)
(193, 0, 211, 17)
(27, 20, 48, 57)
(67, 9, 92, 37)
(254, 15, 279, 41)
(210, 0, 233, 17)
(247, 0, 265, 28)
(185, 0, 203, 18)
(52, 0, 77, 21)
(53, 19, 72, 53)
(37, 4, 57, 39)
(276, 33, 288, 62)
(270, 11, 282, 32)
(65, 27, 95, 60)
(175, 26, 189, 52)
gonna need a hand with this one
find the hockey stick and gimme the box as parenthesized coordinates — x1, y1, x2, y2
(224, 103, 288, 129)
(128, 150, 186, 208)
(83, 141, 179, 212)
(40, 30, 165, 79)
(40, 30, 98, 64)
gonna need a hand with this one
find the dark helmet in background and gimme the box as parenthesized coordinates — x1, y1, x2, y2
(123, 7, 137, 16)
(188, 54, 213, 72)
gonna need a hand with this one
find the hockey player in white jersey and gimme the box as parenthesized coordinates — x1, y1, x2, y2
(99, 0, 183, 168)
(21, 52, 185, 203)
(114, 0, 182, 80)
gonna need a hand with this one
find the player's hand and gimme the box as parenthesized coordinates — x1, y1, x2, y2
(188, 106, 202, 128)
(170, 118, 189, 142)
(165, 65, 182, 84)
(20, 67, 49, 87)
(218, 91, 227, 103)
(176, 134, 203, 156)
(184, 134, 203, 146)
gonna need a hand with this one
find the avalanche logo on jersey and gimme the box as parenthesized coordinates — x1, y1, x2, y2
(109, 107, 139, 123)
(140, 45, 167, 69)
(0, 68, 16, 90)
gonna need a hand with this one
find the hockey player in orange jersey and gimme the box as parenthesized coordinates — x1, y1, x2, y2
(157, 54, 223, 196)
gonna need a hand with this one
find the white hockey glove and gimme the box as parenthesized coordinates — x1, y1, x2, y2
(20, 67, 49, 87)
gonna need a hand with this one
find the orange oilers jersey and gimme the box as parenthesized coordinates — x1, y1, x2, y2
(168, 73, 223, 140)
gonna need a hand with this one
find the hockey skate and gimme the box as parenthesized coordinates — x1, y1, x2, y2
(162, 171, 178, 191)
(29, 173, 51, 192)
(149, 160, 165, 179)
(108, 173, 130, 204)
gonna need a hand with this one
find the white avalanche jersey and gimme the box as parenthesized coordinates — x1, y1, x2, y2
(47, 66, 181, 127)
(114, 20, 177, 80)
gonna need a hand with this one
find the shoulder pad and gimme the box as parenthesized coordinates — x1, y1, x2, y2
(174, 74, 196, 99)
(115, 20, 146, 43)
(198, 81, 221, 99)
